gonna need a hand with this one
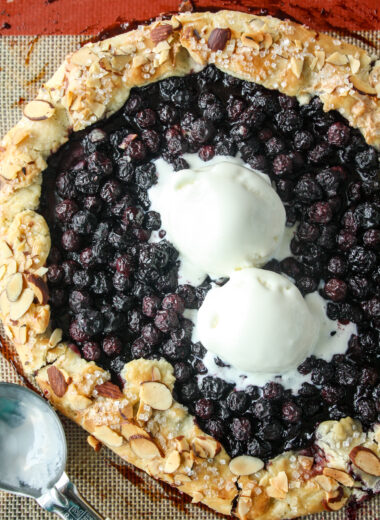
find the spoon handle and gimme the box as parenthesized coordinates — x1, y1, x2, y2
(37, 472, 104, 520)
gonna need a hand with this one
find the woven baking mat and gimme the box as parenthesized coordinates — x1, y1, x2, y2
(0, 32, 379, 520)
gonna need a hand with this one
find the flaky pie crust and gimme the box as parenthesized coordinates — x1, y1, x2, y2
(0, 10, 379, 520)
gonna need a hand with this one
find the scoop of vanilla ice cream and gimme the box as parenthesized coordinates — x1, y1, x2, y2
(196, 268, 319, 374)
(149, 160, 286, 279)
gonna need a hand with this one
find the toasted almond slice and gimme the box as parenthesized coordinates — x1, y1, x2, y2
(192, 436, 220, 459)
(324, 487, 347, 511)
(121, 421, 150, 441)
(0, 240, 12, 260)
(0, 291, 10, 315)
(71, 46, 96, 66)
(349, 446, 380, 476)
(180, 451, 194, 471)
(290, 56, 304, 79)
(26, 274, 49, 304)
(130, 436, 161, 459)
(323, 467, 354, 487)
(6, 259, 17, 276)
(164, 450, 181, 473)
(174, 436, 190, 453)
(6, 273, 23, 302)
(348, 55, 361, 74)
(136, 401, 152, 423)
(315, 474, 339, 492)
(272, 471, 288, 494)
(9, 288, 34, 320)
(93, 425, 123, 447)
(49, 328, 62, 347)
(120, 403, 133, 420)
(349, 75, 377, 95)
(229, 455, 264, 476)
(23, 99, 55, 121)
(139, 381, 172, 411)
(173, 473, 191, 486)
(326, 52, 348, 66)
(266, 485, 286, 499)
(14, 325, 27, 345)
(87, 435, 102, 452)
(0, 265, 6, 281)
(151, 366, 161, 381)
(241, 33, 260, 50)
(34, 266, 48, 277)
(237, 497, 252, 518)
(298, 456, 314, 471)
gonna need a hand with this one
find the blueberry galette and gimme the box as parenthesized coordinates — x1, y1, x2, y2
(0, 9, 379, 519)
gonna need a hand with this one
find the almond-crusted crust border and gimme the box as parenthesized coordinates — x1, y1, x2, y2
(0, 10, 379, 520)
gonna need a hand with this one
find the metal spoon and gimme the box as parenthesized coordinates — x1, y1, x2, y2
(0, 382, 104, 520)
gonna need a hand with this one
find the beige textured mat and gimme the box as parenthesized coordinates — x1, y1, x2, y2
(0, 33, 379, 520)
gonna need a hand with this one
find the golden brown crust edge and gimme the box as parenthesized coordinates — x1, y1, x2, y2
(0, 10, 379, 520)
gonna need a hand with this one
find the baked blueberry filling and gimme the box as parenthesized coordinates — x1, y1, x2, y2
(39, 65, 379, 461)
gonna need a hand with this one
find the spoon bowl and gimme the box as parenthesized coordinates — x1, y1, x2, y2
(0, 382, 103, 520)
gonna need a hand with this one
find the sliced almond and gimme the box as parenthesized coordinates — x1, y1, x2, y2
(241, 33, 260, 50)
(6, 273, 23, 302)
(0, 265, 6, 281)
(95, 381, 123, 399)
(326, 52, 348, 66)
(348, 55, 361, 74)
(14, 325, 27, 345)
(136, 401, 152, 423)
(34, 266, 48, 277)
(139, 381, 172, 410)
(237, 497, 252, 518)
(71, 46, 96, 66)
(290, 56, 304, 79)
(298, 456, 314, 471)
(121, 421, 150, 441)
(314, 50, 326, 70)
(324, 487, 347, 511)
(49, 328, 62, 347)
(164, 450, 181, 473)
(47, 365, 68, 397)
(173, 473, 191, 486)
(315, 474, 339, 492)
(87, 435, 102, 452)
(6, 259, 17, 276)
(26, 274, 49, 305)
(151, 366, 161, 381)
(120, 403, 133, 420)
(192, 436, 220, 459)
(349, 446, 380, 476)
(229, 455, 264, 476)
(23, 100, 55, 121)
(349, 75, 377, 95)
(180, 451, 194, 471)
(267, 471, 288, 499)
(93, 425, 123, 447)
(263, 33, 273, 49)
(9, 288, 34, 320)
(174, 436, 189, 453)
(0, 290, 10, 315)
(323, 467, 354, 487)
(0, 240, 12, 260)
(130, 436, 161, 460)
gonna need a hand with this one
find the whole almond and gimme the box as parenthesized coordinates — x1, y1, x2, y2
(47, 366, 68, 397)
(95, 381, 123, 399)
(150, 24, 173, 44)
(207, 28, 231, 51)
